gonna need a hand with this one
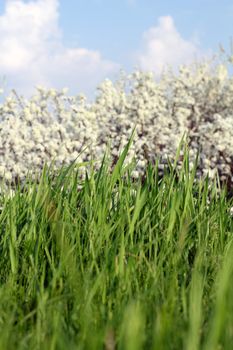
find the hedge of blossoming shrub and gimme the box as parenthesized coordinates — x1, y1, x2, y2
(0, 49, 233, 197)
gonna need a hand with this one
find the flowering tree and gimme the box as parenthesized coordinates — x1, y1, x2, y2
(0, 46, 233, 197)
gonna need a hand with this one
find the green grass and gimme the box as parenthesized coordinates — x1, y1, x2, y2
(0, 128, 233, 350)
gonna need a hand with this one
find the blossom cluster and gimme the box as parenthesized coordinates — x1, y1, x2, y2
(0, 51, 233, 197)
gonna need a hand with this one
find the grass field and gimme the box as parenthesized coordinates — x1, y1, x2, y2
(0, 129, 233, 349)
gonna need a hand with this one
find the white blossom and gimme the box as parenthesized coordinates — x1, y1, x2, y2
(0, 53, 232, 203)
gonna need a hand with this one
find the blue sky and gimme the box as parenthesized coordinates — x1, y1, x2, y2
(0, 0, 233, 102)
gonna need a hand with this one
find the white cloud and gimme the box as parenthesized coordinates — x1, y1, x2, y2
(0, 0, 121, 101)
(0, 4, 213, 102)
(133, 15, 212, 77)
